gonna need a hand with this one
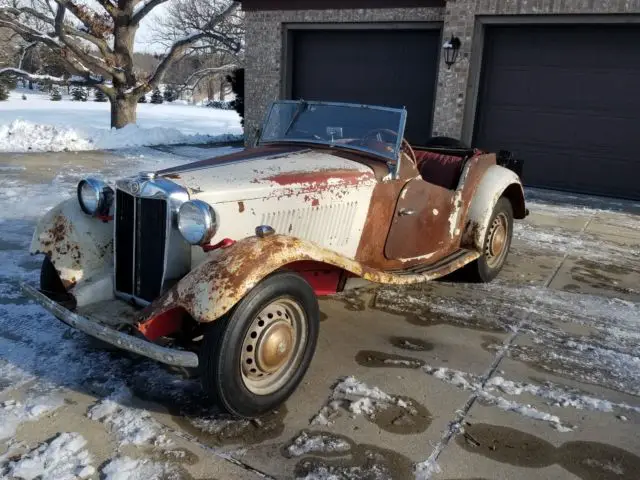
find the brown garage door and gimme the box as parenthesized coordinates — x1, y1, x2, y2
(473, 25, 640, 201)
(289, 29, 440, 145)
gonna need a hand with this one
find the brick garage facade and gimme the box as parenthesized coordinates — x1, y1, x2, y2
(242, 0, 640, 147)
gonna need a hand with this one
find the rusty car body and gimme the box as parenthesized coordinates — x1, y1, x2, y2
(21, 100, 527, 417)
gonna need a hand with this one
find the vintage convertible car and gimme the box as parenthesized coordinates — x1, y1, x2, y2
(21, 100, 527, 417)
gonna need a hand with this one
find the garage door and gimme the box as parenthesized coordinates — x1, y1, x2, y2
(289, 29, 440, 145)
(473, 25, 640, 200)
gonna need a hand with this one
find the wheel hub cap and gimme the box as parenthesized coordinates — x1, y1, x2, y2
(255, 321, 294, 373)
(240, 298, 308, 396)
(489, 223, 506, 257)
(485, 212, 510, 268)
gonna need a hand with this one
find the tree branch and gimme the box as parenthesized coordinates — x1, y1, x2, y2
(93, 0, 118, 18)
(51, 3, 122, 82)
(0, 67, 106, 85)
(132, 0, 168, 25)
(179, 63, 236, 92)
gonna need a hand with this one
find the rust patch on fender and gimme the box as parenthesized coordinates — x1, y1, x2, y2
(141, 234, 480, 325)
(238, 201, 245, 213)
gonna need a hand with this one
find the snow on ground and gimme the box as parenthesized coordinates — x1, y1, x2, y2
(88, 384, 170, 447)
(422, 362, 640, 431)
(0, 395, 65, 441)
(0, 88, 243, 152)
(0, 432, 95, 480)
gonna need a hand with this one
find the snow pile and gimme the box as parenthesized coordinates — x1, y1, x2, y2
(101, 456, 178, 480)
(0, 432, 95, 480)
(0, 90, 243, 152)
(311, 376, 417, 426)
(285, 431, 351, 458)
(88, 385, 169, 447)
(0, 395, 64, 440)
(0, 119, 241, 152)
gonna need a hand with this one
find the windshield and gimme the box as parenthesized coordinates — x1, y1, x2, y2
(258, 101, 407, 162)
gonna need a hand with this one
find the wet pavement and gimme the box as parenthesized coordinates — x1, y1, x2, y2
(1, 149, 639, 479)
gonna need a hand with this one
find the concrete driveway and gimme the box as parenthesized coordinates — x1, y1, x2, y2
(1, 150, 639, 479)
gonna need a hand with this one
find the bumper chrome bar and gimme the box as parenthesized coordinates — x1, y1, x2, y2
(20, 282, 199, 369)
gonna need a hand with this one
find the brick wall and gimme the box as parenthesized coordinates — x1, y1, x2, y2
(243, 0, 640, 146)
(244, 7, 444, 145)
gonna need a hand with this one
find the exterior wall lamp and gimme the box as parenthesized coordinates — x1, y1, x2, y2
(443, 35, 462, 69)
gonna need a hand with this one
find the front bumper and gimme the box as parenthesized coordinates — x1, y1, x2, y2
(20, 282, 199, 369)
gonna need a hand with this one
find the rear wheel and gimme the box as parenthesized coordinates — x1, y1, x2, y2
(199, 272, 320, 418)
(462, 196, 514, 283)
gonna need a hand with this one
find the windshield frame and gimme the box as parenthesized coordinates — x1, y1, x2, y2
(256, 100, 408, 166)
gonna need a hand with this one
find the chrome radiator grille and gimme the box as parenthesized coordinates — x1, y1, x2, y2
(114, 175, 191, 305)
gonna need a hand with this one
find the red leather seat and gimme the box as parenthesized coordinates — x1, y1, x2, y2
(415, 150, 466, 190)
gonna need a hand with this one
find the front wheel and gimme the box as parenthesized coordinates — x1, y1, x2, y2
(199, 272, 320, 418)
(462, 196, 514, 283)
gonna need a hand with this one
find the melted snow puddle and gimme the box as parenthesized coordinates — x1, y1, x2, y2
(455, 422, 640, 478)
(287, 432, 416, 480)
(311, 376, 432, 435)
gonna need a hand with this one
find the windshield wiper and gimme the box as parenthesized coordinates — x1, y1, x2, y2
(283, 101, 307, 137)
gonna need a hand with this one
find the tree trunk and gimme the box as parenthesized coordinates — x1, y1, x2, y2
(110, 95, 137, 129)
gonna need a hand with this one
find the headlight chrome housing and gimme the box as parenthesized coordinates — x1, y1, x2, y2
(177, 200, 217, 245)
(77, 178, 113, 216)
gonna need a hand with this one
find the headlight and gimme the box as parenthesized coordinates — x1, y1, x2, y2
(77, 178, 113, 216)
(177, 200, 217, 245)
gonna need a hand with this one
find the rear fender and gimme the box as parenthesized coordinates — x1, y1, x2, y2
(30, 198, 113, 295)
(460, 165, 526, 251)
(144, 234, 480, 324)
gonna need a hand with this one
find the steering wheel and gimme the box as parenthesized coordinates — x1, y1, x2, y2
(362, 128, 418, 167)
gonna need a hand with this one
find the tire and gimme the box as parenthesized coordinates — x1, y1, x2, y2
(462, 196, 514, 283)
(423, 136, 470, 149)
(200, 271, 320, 418)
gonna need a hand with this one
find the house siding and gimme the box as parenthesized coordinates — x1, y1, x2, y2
(243, 0, 640, 146)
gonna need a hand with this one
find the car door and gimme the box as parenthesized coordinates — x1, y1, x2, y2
(384, 177, 459, 261)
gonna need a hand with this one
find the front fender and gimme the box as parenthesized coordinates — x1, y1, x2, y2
(146, 234, 480, 324)
(460, 165, 526, 251)
(30, 198, 113, 290)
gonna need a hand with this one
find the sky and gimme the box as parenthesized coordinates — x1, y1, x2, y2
(135, 3, 171, 54)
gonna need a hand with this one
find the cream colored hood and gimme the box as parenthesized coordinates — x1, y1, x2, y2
(158, 149, 377, 205)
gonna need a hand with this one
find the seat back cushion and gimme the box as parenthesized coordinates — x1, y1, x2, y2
(415, 150, 467, 190)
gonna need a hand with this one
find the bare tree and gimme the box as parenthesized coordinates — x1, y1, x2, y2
(153, 0, 243, 99)
(0, 0, 242, 128)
